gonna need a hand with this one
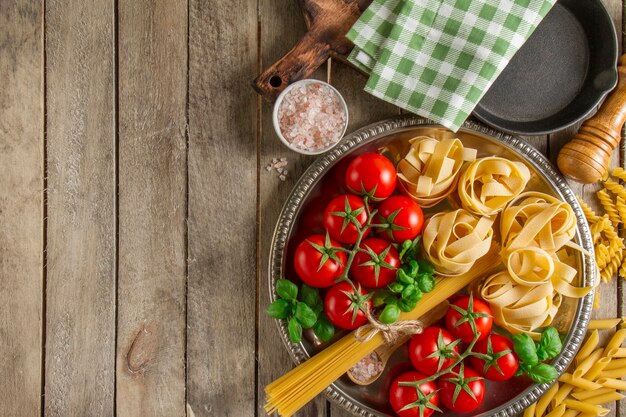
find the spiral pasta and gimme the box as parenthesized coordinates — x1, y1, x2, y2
(457, 157, 531, 216)
(500, 192, 577, 258)
(597, 189, 620, 227)
(421, 209, 494, 276)
(611, 167, 626, 182)
(603, 179, 626, 200)
(577, 197, 601, 223)
(616, 196, 626, 226)
(397, 137, 476, 208)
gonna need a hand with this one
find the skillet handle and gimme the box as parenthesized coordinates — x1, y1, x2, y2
(557, 55, 626, 183)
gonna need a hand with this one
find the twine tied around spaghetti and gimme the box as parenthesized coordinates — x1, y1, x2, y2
(354, 307, 424, 344)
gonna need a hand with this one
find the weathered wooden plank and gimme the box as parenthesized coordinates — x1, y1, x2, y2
(257, 1, 328, 416)
(0, 1, 44, 415)
(116, 0, 187, 415)
(186, 0, 257, 416)
(43, 0, 116, 415)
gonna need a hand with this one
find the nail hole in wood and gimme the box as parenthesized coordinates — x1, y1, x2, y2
(269, 75, 282, 88)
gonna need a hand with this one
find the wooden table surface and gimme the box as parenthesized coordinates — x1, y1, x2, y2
(1, 0, 624, 416)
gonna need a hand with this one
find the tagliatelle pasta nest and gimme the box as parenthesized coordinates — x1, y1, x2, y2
(480, 270, 562, 338)
(421, 209, 494, 277)
(397, 137, 476, 208)
(500, 192, 577, 259)
(457, 157, 531, 216)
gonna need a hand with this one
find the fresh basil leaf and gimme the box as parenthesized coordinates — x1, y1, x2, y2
(526, 363, 559, 384)
(288, 317, 303, 343)
(385, 296, 399, 306)
(398, 298, 417, 313)
(313, 303, 323, 316)
(513, 333, 539, 366)
(266, 299, 292, 319)
(416, 259, 434, 275)
(300, 284, 321, 308)
(388, 282, 404, 294)
(537, 327, 562, 361)
(294, 302, 317, 328)
(373, 289, 391, 307)
(379, 304, 401, 324)
(406, 260, 419, 277)
(276, 279, 298, 301)
(313, 315, 335, 342)
(397, 269, 415, 285)
(416, 274, 435, 293)
(401, 284, 417, 301)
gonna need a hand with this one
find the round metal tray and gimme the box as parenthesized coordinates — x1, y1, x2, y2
(268, 116, 595, 417)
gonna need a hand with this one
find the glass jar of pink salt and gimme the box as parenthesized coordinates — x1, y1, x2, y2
(273, 79, 348, 155)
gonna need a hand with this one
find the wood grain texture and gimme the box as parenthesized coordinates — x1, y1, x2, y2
(186, 0, 257, 416)
(0, 1, 44, 415)
(44, 0, 116, 415)
(257, 0, 327, 415)
(116, 0, 187, 416)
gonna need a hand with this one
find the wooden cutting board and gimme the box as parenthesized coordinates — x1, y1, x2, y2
(253, 0, 372, 101)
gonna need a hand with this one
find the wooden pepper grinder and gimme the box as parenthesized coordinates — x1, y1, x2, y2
(557, 55, 626, 183)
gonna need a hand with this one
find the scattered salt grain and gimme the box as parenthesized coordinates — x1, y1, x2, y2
(277, 82, 347, 152)
(265, 157, 289, 181)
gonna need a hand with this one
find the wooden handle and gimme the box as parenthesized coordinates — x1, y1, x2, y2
(557, 55, 626, 183)
(252, 33, 331, 101)
(252, 0, 368, 101)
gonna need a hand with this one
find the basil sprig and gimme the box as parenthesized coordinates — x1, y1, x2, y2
(267, 280, 335, 344)
(513, 327, 562, 384)
(374, 238, 436, 324)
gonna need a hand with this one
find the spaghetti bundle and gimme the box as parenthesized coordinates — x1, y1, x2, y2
(421, 209, 494, 276)
(265, 248, 501, 417)
(397, 137, 476, 208)
(458, 157, 531, 216)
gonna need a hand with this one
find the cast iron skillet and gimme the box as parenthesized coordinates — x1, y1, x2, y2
(473, 0, 618, 135)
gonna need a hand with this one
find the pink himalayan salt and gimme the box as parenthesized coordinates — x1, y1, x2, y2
(349, 351, 384, 383)
(278, 82, 347, 152)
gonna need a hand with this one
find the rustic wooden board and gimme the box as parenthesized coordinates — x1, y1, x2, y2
(115, 0, 187, 415)
(186, 0, 258, 415)
(0, 1, 44, 415)
(43, 0, 116, 415)
(257, 1, 328, 416)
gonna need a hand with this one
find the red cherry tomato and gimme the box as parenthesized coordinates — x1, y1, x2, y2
(324, 281, 372, 330)
(293, 234, 347, 288)
(389, 371, 440, 417)
(437, 365, 485, 413)
(376, 196, 424, 242)
(408, 326, 460, 376)
(345, 153, 397, 201)
(350, 238, 400, 289)
(323, 194, 370, 244)
(470, 334, 519, 381)
(445, 296, 493, 343)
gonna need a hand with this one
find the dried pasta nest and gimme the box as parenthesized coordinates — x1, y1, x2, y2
(397, 137, 476, 208)
(458, 157, 531, 216)
(422, 208, 494, 277)
(500, 192, 577, 259)
(480, 270, 562, 339)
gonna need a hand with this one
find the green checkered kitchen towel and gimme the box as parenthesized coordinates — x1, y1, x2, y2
(346, 0, 556, 132)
